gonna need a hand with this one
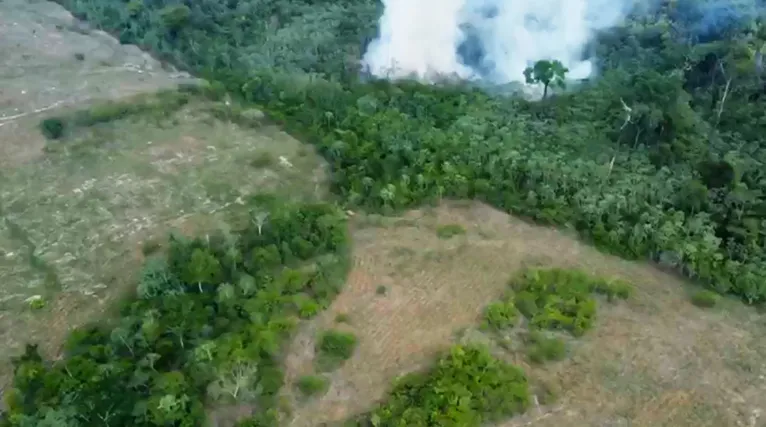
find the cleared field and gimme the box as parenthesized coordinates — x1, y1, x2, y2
(0, 0, 195, 165)
(0, 96, 329, 395)
(283, 202, 766, 427)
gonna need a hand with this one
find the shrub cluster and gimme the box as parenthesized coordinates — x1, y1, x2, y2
(511, 268, 632, 336)
(315, 329, 358, 372)
(350, 345, 530, 427)
(1, 197, 349, 427)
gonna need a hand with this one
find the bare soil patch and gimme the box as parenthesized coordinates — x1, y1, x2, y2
(283, 201, 766, 427)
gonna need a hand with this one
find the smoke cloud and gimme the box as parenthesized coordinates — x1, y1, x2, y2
(362, 0, 635, 83)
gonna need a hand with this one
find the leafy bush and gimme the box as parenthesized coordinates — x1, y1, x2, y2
(526, 331, 567, 364)
(2, 198, 350, 426)
(510, 268, 632, 336)
(296, 375, 329, 397)
(690, 289, 720, 308)
(353, 345, 530, 426)
(316, 329, 358, 371)
(482, 297, 519, 331)
(39, 117, 65, 139)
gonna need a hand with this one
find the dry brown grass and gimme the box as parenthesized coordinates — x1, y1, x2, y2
(282, 201, 766, 427)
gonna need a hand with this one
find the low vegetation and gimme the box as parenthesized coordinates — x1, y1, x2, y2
(525, 331, 568, 364)
(1, 197, 349, 426)
(349, 345, 530, 427)
(315, 330, 358, 372)
(512, 268, 632, 336)
(482, 296, 520, 331)
(435, 224, 465, 239)
(690, 289, 721, 308)
(38, 86, 200, 144)
(295, 375, 329, 398)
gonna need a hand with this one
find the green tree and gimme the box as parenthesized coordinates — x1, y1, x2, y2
(184, 248, 222, 293)
(523, 60, 569, 99)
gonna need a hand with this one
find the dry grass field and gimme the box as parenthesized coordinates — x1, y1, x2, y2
(282, 202, 766, 427)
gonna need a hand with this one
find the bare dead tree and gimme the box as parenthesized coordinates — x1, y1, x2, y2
(252, 211, 269, 235)
(716, 61, 733, 125)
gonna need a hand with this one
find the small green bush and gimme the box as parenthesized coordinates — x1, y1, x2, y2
(436, 224, 466, 239)
(316, 329, 358, 371)
(376, 285, 387, 295)
(360, 345, 529, 426)
(250, 152, 275, 168)
(526, 331, 567, 364)
(335, 313, 351, 323)
(296, 375, 329, 397)
(691, 289, 720, 308)
(510, 268, 633, 336)
(26, 296, 46, 310)
(483, 297, 519, 331)
(39, 117, 65, 139)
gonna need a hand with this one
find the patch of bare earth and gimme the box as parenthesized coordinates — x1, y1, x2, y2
(283, 201, 766, 427)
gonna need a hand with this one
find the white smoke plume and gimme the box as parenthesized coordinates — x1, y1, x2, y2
(362, 0, 635, 83)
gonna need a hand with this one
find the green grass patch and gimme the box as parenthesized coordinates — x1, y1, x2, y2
(350, 345, 530, 426)
(316, 329, 358, 372)
(38, 85, 199, 142)
(335, 313, 351, 323)
(295, 375, 329, 398)
(435, 224, 466, 239)
(690, 289, 720, 308)
(526, 331, 567, 364)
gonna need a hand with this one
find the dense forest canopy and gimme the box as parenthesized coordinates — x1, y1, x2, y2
(48, 0, 766, 298)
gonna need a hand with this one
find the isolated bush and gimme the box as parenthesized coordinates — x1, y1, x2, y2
(436, 224, 465, 239)
(691, 289, 720, 308)
(39, 117, 65, 139)
(511, 268, 632, 336)
(316, 329, 358, 371)
(526, 331, 567, 364)
(296, 375, 329, 397)
(358, 345, 530, 426)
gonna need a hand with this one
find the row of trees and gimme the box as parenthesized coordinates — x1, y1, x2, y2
(1, 196, 350, 426)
